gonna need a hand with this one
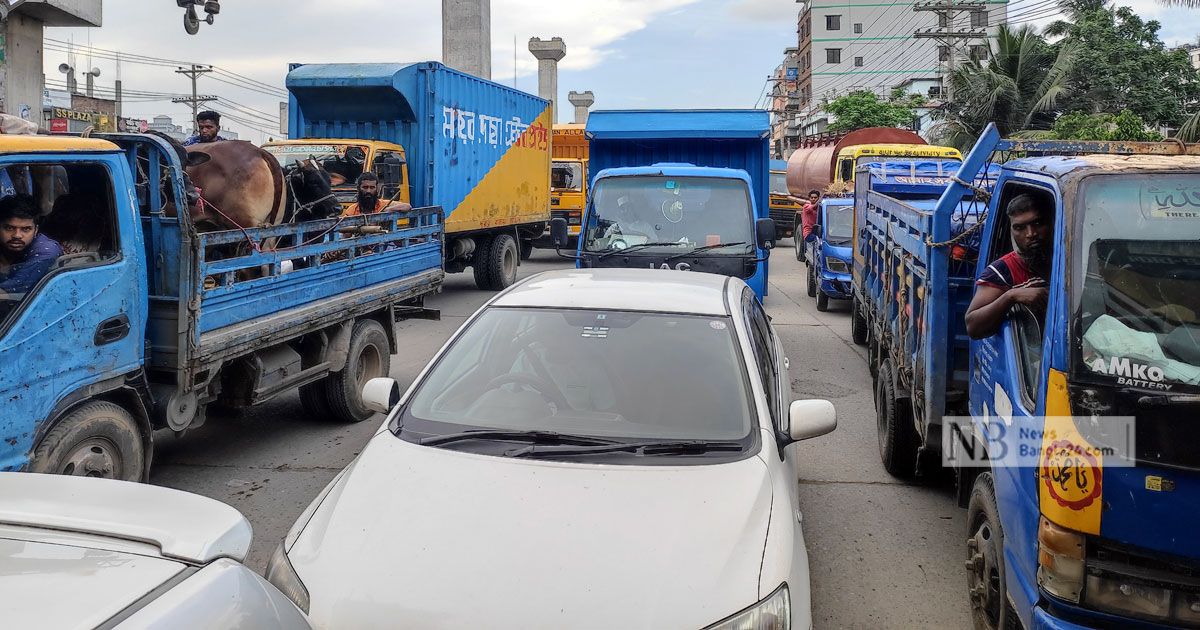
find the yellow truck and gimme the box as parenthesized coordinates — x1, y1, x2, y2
(535, 123, 588, 249)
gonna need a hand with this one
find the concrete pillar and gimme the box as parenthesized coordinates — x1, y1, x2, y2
(0, 12, 47, 125)
(568, 91, 594, 125)
(442, 0, 491, 79)
(528, 37, 566, 122)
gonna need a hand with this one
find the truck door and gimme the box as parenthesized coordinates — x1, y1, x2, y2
(0, 155, 144, 473)
(968, 177, 1062, 617)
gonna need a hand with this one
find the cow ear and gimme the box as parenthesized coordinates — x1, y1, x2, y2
(185, 151, 212, 168)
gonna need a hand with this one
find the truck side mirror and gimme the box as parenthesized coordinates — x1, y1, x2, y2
(551, 217, 569, 249)
(812, 224, 823, 238)
(756, 218, 777, 250)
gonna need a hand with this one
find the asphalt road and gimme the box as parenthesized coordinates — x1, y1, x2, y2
(151, 245, 970, 629)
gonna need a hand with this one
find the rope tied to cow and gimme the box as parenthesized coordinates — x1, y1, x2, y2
(195, 189, 349, 255)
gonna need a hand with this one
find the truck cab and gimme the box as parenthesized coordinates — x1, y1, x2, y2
(832, 144, 962, 192)
(262, 139, 410, 210)
(801, 197, 854, 312)
(769, 159, 802, 240)
(539, 124, 589, 249)
(945, 126, 1200, 629)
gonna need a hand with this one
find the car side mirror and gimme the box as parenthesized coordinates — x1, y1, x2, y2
(550, 217, 569, 249)
(787, 399, 837, 442)
(362, 377, 401, 415)
(756, 218, 776, 250)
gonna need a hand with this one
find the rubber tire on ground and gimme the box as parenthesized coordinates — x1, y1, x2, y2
(30, 401, 146, 481)
(520, 240, 534, 260)
(471, 235, 494, 289)
(299, 379, 333, 419)
(475, 233, 519, 291)
(967, 473, 1020, 630)
(851, 297, 869, 346)
(322, 318, 392, 423)
(806, 263, 817, 298)
(794, 220, 805, 262)
(876, 360, 919, 479)
(816, 291, 830, 312)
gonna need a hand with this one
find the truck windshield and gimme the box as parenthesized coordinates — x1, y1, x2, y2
(552, 161, 583, 192)
(583, 176, 754, 254)
(1075, 174, 1200, 390)
(262, 143, 367, 187)
(770, 172, 789, 195)
(824, 204, 853, 245)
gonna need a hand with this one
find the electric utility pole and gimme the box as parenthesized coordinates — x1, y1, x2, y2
(172, 64, 216, 131)
(913, 1, 988, 101)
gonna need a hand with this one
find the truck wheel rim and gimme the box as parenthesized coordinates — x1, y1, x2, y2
(968, 520, 1002, 629)
(503, 245, 517, 281)
(355, 344, 383, 387)
(60, 438, 123, 478)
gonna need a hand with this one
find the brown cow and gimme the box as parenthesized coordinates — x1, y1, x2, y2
(185, 140, 287, 232)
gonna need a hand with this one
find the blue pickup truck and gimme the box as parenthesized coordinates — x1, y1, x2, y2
(858, 124, 1200, 629)
(800, 197, 854, 312)
(550, 109, 776, 299)
(0, 133, 443, 481)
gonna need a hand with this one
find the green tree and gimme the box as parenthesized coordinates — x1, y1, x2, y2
(1050, 110, 1164, 140)
(1047, 1, 1200, 128)
(934, 25, 1078, 149)
(824, 90, 922, 133)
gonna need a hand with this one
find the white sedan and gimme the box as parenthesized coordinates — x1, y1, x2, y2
(267, 268, 835, 629)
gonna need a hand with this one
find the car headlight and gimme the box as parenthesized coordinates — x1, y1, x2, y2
(1037, 517, 1085, 603)
(826, 258, 849, 274)
(266, 542, 311, 614)
(704, 583, 790, 630)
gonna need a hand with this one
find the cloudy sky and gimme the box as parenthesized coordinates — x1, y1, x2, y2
(42, 0, 1199, 143)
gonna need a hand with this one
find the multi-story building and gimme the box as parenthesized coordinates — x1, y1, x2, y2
(781, 0, 1007, 140)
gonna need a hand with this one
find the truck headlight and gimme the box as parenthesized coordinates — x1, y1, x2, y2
(1037, 517, 1085, 603)
(704, 583, 790, 630)
(266, 543, 311, 614)
(826, 258, 849, 274)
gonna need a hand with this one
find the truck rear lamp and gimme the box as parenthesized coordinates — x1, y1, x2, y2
(1038, 517, 1085, 603)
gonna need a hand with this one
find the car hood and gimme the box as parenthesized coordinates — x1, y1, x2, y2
(291, 433, 775, 630)
(0, 528, 185, 629)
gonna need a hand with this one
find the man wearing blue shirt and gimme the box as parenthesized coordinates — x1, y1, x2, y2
(0, 195, 62, 295)
(182, 110, 227, 146)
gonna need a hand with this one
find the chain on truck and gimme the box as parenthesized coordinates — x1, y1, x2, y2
(852, 122, 1200, 629)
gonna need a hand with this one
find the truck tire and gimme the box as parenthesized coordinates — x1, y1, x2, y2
(323, 319, 392, 423)
(806, 263, 817, 298)
(471, 235, 494, 288)
(30, 401, 146, 481)
(876, 360, 919, 479)
(793, 220, 805, 262)
(299, 381, 333, 419)
(476, 233, 519, 291)
(520, 240, 534, 260)
(967, 473, 1019, 630)
(851, 297, 869, 346)
(816, 291, 830, 312)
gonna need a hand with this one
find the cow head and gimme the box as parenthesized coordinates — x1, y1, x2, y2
(287, 158, 340, 223)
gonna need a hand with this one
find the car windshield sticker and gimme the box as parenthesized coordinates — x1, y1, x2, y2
(1143, 183, 1200, 220)
(710, 321, 727, 331)
(581, 326, 609, 339)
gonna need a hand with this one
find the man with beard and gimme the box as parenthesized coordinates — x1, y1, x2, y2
(183, 111, 227, 147)
(965, 194, 1052, 339)
(0, 194, 62, 296)
(341, 172, 410, 217)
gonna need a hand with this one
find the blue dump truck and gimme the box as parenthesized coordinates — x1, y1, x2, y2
(266, 62, 551, 290)
(550, 109, 776, 299)
(0, 133, 444, 481)
(859, 123, 1200, 629)
(799, 196, 854, 312)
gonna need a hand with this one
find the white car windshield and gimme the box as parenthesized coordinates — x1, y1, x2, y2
(404, 307, 754, 443)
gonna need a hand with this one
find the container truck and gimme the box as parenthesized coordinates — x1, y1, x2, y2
(551, 109, 776, 299)
(785, 127, 960, 196)
(0, 133, 444, 481)
(265, 61, 551, 290)
(769, 159, 802, 241)
(857, 122, 1200, 629)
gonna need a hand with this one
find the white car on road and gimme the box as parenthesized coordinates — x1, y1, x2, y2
(267, 269, 836, 629)
(0, 473, 310, 629)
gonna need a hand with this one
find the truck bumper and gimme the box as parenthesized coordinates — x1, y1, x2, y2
(819, 274, 853, 300)
(1031, 608, 1091, 630)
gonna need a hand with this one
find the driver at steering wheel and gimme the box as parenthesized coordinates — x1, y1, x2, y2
(603, 194, 658, 242)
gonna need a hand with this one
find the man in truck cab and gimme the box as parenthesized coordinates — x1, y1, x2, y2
(965, 193, 1052, 339)
(342, 172, 411, 217)
(0, 194, 62, 296)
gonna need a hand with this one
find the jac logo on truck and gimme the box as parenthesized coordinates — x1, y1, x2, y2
(651, 262, 692, 271)
(1087, 356, 1172, 391)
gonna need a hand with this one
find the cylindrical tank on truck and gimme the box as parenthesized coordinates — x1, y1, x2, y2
(785, 127, 928, 195)
(276, 61, 552, 291)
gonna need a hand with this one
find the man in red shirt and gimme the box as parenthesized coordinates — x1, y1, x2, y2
(965, 194, 1052, 339)
(798, 190, 821, 262)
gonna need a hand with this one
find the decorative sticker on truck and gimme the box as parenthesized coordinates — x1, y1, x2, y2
(1143, 183, 1200, 219)
(443, 107, 550, 151)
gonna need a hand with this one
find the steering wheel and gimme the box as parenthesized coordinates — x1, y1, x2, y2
(484, 373, 571, 409)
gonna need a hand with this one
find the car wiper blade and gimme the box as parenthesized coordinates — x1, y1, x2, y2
(420, 430, 621, 447)
(596, 242, 685, 260)
(505, 439, 745, 458)
(664, 242, 749, 262)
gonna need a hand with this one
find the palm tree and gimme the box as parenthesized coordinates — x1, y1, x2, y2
(933, 25, 1079, 149)
(1045, 0, 1110, 37)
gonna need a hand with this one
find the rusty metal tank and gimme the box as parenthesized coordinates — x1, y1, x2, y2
(786, 127, 927, 195)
